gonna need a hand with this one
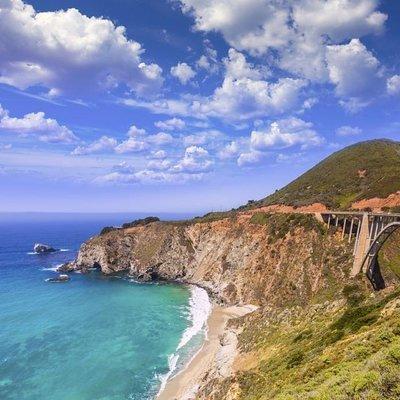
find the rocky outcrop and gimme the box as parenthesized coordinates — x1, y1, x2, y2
(62, 214, 353, 307)
(46, 274, 69, 283)
(34, 243, 56, 253)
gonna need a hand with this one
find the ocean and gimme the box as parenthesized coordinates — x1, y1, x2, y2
(0, 213, 210, 400)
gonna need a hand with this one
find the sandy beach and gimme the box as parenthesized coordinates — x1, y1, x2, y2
(157, 304, 257, 400)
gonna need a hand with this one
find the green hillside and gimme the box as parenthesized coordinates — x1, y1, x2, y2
(255, 139, 400, 210)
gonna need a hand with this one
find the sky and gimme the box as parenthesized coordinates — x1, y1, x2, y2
(0, 0, 399, 213)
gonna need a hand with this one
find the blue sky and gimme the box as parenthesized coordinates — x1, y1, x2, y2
(0, 0, 399, 213)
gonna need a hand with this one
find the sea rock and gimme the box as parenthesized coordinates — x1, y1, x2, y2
(34, 243, 56, 253)
(46, 274, 70, 283)
(57, 262, 76, 272)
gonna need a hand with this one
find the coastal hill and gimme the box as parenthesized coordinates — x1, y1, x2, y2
(62, 139, 400, 400)
(245, 139, 400, 211)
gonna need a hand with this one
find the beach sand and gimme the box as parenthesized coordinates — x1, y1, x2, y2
(157, 304, 256, 400)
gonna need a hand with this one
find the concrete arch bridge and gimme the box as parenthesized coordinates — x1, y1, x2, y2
(315, 211, 400, 290)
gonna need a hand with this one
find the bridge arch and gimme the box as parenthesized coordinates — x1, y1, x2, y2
(361, 222, 400, 290)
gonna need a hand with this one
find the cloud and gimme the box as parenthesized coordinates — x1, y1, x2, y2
(0, 0, 163, 97)
(338, 98, 371, 113)
(182, 129, 224, 146)
(0, 103, 78, 143)
(223, 49, 269, 80)
(147, 159, 173, 171)
(198, 40, 219, 70)
(276, 152, 306, 164)
(94, 171, 138, 184)
(179, 0, 387, 90)
(94, 146, 213, 184)
(218, 141, 241, 160)
(0, 143, 12, 150)
(179, 0, 386, 54)
(326, 39, 383, 106)
(196, 42, 219, 74)
(155, 117, 186, 131)
(71, 136, 117, 155)
(95, 169, 206, 185)
(146, 132, 174, 145)
(127, 125, 147, 137)
(171, 145, 213, 173)
(71, 124, 172, 156)
(293, 0, 386, 41)
(150, 150, 167, 159)
(171, 62, 196, 84)
(237, 150, 266, 167)
(115, 137, 148, 154)
(387, 75, 400, 95)
(336, 125, 362, 136)
(203, 49, 308, 120)
(250, 117, 324, 151)
(235, 117, 322, 166)
(122, 48, 308, 121)
(112, 161, 135, 174)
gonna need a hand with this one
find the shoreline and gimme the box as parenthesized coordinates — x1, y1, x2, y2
(157, 303, 257, 400)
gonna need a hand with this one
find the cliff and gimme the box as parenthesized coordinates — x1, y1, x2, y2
(62, 213, 353, 307)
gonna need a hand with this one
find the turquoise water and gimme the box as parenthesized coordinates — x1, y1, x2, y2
(0, 214, 202, 400)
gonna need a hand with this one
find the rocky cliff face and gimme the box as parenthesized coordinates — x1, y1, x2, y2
(62, 213, 353, 307)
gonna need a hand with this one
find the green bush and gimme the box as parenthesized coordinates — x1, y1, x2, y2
(250, 212, 325, 243)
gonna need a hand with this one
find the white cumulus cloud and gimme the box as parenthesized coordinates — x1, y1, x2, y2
(326, 39, 383, 106)
(250, 117, 324, 151)
(155, 117, 186, 131)
(0, 0, 163, 97)
(115, 137, 148, 154)
(387, 75, 400, 95)
(171, 62, 196, 85)
(0, 103, 77, 143)
(72, 136, 117, 155)
(179, 0, 387, 91)
(171, 145, 213, 173)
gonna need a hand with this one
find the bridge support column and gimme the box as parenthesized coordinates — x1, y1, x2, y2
(351, 213, 370, 277)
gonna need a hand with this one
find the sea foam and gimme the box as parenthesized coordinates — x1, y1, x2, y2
(177, 286, 211, 350)
(156, 285, 211, 397)
(40, 264, 62, 272)
(156, 353, 180, 396)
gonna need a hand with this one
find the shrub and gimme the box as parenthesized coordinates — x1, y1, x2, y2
(99, 226, 119, 235)
(122, 216, 160, 229)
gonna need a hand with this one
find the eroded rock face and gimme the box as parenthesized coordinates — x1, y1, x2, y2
(62, 217, 353, 307)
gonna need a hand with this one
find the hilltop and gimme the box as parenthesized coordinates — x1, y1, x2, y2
(246, 139, 400, 211)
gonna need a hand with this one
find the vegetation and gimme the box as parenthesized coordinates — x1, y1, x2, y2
(121, 216, 160, 229)
(193, 211, 236, 223)
(250, 212, 325, 243)
(99, 226, 120, 235)
(245, 140, 400, 210)
(379, 229, 400, 279)
(232, 285, 400, 400)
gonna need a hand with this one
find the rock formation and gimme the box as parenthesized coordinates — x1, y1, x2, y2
(34, 243, 56, 253)
(61, 213, 352, 307)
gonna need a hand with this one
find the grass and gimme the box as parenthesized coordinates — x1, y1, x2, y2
(192, 211, 235, 223)
(231, 286, 400, 400)
(244, 140, 400, 210)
